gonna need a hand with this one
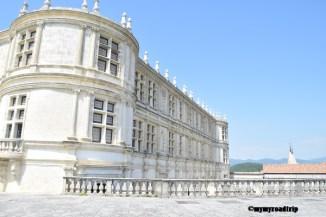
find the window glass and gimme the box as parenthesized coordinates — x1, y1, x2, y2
(100, 37, 109, 46)
(106, 129, 112, 144)
(99, 47, 108, 57)
(94, 99, 104, 110)
(93, 113, 103, 123)
(92, 127, 101, 142)
(110, 63, 118, 76)
(107, 102, 114, 112)
(5, 124, 12, 138)
(15, 123, 23, 138)
(97, 59, 107, 72)
(106, 115, 113, 125)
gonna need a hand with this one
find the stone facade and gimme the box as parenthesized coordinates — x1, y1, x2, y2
(0, 4, 229, 193)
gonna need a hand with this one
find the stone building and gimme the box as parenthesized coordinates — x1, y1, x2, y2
(0, 1, 229, 193)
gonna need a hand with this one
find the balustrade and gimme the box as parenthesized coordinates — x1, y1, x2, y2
(0, 140, 23, 154)
(64, 177, 326, 198)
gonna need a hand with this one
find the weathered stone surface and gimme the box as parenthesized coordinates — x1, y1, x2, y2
(0, 194, 326, 217)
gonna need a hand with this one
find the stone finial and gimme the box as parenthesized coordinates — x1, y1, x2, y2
(82, 0, 88, 11)
(155, 61, 160, 73)
(196, 97, 200, 105)
(127, 17, 132, 31)
(19, 1, 29, 16)
(121, 12, 128, 28)
(189, 90, 193, 99)
(143, 51, 149, 64)
(164, 69, 169, 80)
(182, 85, 187, 94)
(172, 76, 177, 86)
(93, 0, 100, 14)
(42, 0, 51, 10)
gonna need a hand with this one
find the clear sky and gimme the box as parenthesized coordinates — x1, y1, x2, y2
(1, 0, 326, 160)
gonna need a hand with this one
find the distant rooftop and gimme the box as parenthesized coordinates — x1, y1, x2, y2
(263, 163, 326, 174)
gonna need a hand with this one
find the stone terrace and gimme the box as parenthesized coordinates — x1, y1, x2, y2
(0, 194, 326, 217)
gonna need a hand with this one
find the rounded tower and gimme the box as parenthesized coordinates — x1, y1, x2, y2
(0, 2, 138, 193)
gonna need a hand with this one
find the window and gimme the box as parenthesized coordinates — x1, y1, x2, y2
(107, 102, 114, 112)
(5, 95, 27, 139)
(19, 44, 24, 52)
(97, 59, 107, 72)
(111, 41, 119, 61)
(178, 135, 183, 156)
(28, 41, 34, 50)
(7, 110, 14, 120)
(15, 29, 36, 68)
(25, 53, 32, 65)
(168, 132, 175, 156)
(17, 56, 23, 67)
(91, 98, 115, 144)
(99, 47, 108, 57)
(106, 115, 113, 125)
(17, 110, 24, 120)
(132, 120, 143, 152)
(94, 99, 104, 110)
(10, 97, 16, 106)
(20, 96, 26, 105)
(93, 113, 103, 123)
(97, 36, 119, 76)
(135, 72, 145, 102)
(92, 127, 101, 142)
(30, 31, 36, 38)
(169, 94, 176, 117)
(179, 101, 183, 120)
(5, 124, 12, 138)
(106, 129, 113, 144)
(100, 36, 109, 46)
(146, 124, 155, 153)
(148, 80, 157, 108)
(222, 126, 228, 141)
(14, 123, 23, 138)
(110, 63, 118, 76)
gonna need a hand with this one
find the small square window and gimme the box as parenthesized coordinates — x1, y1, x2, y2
(111, 52, 118, 61)
(99, 47, 108, 57)
(17, 110, 24, 120)
(106, 128, 113, 144)
(20, 95, 26, 105)
(5, 124, 12, 138)
(28, 41, 34, 50)
(94, 99, 104, 110)
(97, 59, 107, 72)
(10, 97, 16, 106)
(93, 113, 103, 124)
(107, 102, 114, 112)
(30, 31, 36, 38)
(110, 63, 118, 76)
(100, 37, 109, 46)
(92, 127, 102, 142)
(26, 53, 32, 65)
(106, 115, 113, 125)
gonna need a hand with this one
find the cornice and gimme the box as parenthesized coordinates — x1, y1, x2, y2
(8, 9, 139, 54)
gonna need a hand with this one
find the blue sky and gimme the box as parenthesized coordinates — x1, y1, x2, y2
(1, 1, 326, 160)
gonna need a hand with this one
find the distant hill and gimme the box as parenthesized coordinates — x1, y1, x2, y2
(230, 163, 262, 172)
(230, 157, 326, 166)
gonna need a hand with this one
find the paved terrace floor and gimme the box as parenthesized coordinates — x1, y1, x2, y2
(0, 194, 326, 217)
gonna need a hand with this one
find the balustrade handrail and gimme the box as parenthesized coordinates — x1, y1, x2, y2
(63, 176, 326, 198)
(0, 139, 23, 153)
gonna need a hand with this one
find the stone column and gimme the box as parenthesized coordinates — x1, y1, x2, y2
(32, 21, 45, 65)
(75, 25, 86, 66)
